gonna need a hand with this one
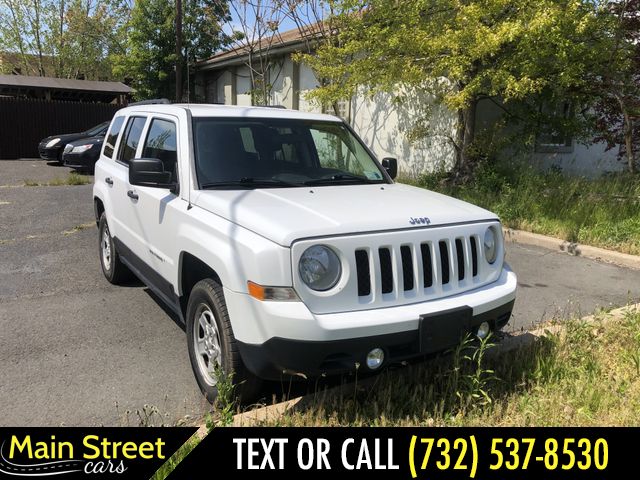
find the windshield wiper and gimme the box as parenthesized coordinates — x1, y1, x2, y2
(200, 177, 302, 189)
(304, 173, 379, 186)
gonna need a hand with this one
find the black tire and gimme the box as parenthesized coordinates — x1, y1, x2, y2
(98, 213, 132, 284)
(186, 278, 263, 403)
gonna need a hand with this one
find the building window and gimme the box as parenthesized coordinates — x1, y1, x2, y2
(323, 98, 351, 122)
(535, 101, 574, 153)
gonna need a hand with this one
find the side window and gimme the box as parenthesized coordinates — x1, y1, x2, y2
(310, 126, 379, 178)
(103, 116, 125, 159)
(117, 116, 147, 165)
(142, 118, 178, 183)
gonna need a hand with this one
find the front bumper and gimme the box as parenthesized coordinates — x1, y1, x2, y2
(225, 264, 517, 380)
(38, 145, 61, 160)
(63, 151, 98, 168)
(238, 299, 514, 380)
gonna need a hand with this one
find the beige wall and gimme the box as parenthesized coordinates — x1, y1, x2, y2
(476, 98, 624, 177)
(349, 88, 457, 177)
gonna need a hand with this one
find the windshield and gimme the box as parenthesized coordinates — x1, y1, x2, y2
(85, 122, 109, 137)
(192, 117, 387, 188)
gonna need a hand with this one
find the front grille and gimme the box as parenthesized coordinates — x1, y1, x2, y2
(355, 235, 480, 298)
(292, 221, 503, 315)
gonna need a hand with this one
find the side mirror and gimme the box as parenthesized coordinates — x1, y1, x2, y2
(382, 157, 398, 180)
(129, 158, 174, 190)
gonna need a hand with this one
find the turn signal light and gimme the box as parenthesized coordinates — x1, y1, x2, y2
(247, 281, 299, 301)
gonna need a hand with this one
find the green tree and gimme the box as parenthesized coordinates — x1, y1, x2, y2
(589, 0, 640, 174)
(114, 0, 231, 101)
(303, 0, 605, 175)
(0, 0, 129, 79)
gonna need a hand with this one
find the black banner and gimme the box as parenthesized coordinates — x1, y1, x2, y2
(0, 427, 196, 479)
(167, 427, 634, 479)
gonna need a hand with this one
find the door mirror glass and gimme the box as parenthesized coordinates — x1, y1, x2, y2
(381, 157, 398, 179)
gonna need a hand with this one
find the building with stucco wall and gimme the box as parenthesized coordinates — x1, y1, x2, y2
(195, 26, 624, 178)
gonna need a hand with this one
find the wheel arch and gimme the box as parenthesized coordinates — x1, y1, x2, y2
(178, 251, 223, 316)
(93, 196, 105, 226)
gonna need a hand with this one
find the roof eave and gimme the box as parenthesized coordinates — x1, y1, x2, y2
(196, 39, 313, 71)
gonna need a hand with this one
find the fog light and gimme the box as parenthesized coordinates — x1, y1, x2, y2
(366, 348, 385, 370)
(476, 321, 491, 340)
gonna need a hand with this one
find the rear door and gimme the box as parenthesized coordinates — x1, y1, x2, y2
(109, 115, 148, 262)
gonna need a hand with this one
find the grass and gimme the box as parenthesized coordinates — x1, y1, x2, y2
(23, 172, 91, 186)
(149, 368, 236, 480)
(402, 164, 640, 255)
(251, 309, 640, 427)
(149, 309, 639, 477)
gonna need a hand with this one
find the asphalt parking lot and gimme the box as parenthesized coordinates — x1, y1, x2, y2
(1, 159, 639, 426)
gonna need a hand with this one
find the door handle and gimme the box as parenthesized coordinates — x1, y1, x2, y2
(105, 177, 113, 186)
(127, 190, 139, 200)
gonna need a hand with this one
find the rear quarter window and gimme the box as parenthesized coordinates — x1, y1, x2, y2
(103, 116, 125, 159)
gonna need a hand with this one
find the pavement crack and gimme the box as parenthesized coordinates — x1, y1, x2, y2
(0, 220, 95, 245)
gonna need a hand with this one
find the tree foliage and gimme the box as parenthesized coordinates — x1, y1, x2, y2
(0, 0, 129, 79)
(113, 0, 232, 101)
(589, 0, 639, 173)
(302, 0, 628, 174)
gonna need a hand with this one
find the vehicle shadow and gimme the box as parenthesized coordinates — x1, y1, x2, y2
(143, 287, 186, 333)
(238, 334, 560, 425)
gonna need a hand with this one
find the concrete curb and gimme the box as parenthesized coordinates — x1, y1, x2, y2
(503, 228, 640, 270)
(224, 303, 639, 427)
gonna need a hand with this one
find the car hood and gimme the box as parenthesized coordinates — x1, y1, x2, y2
(40, 132, 101, 145)
(192, 183, 498, 246)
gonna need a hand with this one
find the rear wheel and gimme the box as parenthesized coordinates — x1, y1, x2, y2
(98, 213, 132, 284)
(186, 278, 262, 403)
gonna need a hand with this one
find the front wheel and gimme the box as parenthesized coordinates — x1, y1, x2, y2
(186, 278, 262, 403)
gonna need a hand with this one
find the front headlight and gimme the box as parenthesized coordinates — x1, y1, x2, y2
(71, 144, 94, 153)
(45, 138, 61, 148)
(298, 245, 342, 291)
(484, 226, 498, 264)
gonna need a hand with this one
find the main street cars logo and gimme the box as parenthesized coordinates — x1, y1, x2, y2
(0, 429, 196, 479)
(1, 434, 164, 475)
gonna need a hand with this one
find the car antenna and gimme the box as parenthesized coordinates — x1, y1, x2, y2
(185, 106, 193, 210)
(186, 48, 190, 106)
(184, 47, 193, 210)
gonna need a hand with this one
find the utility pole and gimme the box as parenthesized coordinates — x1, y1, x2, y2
(175, 0, 183, 102)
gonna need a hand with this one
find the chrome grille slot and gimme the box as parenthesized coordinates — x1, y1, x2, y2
(455, 238, 465, 281)
(470, 236, 478, 277)
(355, 249, 371, 297)
(400, 245, 414, 291)
(378, 247, 394, 294)
(420, 242, 433, 288)
(438, 241, 450, 285)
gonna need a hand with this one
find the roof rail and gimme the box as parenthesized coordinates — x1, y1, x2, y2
(128, 98, 171, 106)
(263, 104, 287, 109)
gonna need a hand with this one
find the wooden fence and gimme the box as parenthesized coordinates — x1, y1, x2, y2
(0, 98, 122, 159)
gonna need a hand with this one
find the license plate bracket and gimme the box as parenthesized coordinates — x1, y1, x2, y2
(419, 306, 473, 354)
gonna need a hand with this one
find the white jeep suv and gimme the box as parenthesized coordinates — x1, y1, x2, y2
(93, 104, 517, 401)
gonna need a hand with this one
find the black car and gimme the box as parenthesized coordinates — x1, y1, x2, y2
(38, 121, 109, 163)
(62, 136, 104, 172)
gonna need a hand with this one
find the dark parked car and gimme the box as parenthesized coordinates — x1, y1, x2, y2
(38, 121, 109, 163)
(62, 136, 104, 172)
